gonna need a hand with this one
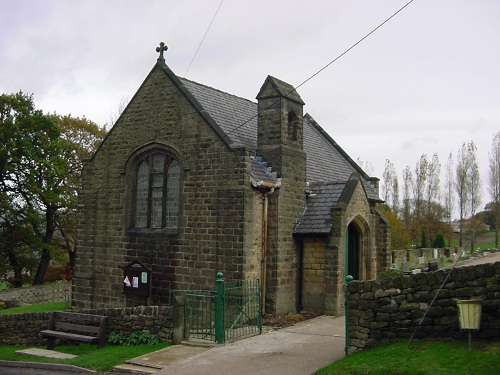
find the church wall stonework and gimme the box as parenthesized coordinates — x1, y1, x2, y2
(302, 237, 327, 314)
(73, 59, 389, 316)
(74, 66, 256, 309)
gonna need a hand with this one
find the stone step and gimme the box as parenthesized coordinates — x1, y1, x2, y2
(113, 344, 210, 374)
(113, 363, 159, 374)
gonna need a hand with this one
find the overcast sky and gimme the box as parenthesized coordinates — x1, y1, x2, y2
(1, 0, 499, 217)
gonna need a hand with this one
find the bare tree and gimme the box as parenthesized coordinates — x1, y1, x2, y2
(104, 96, 129, 129)
(382, 159, 396, 204)
(402, 165, 412, 226)
(425, 153, 441, 240)
(467, 141, 481, 252)
(443, 153, 455, 225)
(392, 175, 399, 213)
(382, 159, 400, 214)
(455, 143, 470, 248)
(356, 157, 374, 176)
(412, 154, 429, 243)
(489, 132, 500, 248)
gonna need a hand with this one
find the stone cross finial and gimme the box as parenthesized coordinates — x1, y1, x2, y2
(156, 42, 168, 62)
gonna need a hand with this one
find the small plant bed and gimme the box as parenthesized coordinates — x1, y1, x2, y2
(108, 330, 161, 346)
(0, 342, 171, 372)
(316, 339, 500, 375)
(262, 311, 318, 329)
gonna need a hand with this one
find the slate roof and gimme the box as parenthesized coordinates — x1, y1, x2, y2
(249, 155, 281, 188)
(175, 74, 385, 234)
(294, 182, 346, 234)
(179, 77, 381, 201)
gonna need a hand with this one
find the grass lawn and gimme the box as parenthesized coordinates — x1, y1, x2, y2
(449, 231, 498, 251)
(0, 342, 171, 372)
(316, 340, 500, 375)
(0, 301, 69, 315)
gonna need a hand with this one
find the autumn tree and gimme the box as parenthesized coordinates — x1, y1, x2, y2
(52, 114, 107, 271)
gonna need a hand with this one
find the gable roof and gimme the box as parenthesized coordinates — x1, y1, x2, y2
(178, 76, 381, 202)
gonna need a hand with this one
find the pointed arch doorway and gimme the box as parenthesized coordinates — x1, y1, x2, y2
(347, 222, 361, 280)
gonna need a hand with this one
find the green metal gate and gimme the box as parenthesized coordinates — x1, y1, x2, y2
(180, 272, 262, 343)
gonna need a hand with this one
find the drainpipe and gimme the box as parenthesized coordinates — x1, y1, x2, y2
(261, 187, 274, 315)
(250, 173, 280, 316)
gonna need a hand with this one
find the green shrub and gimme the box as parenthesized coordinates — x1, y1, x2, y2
(433, 232, 446, 248)
(108, 330, 160, 346)
(378, 269, 403, 279)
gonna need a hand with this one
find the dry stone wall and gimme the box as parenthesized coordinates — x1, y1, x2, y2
(348, 262, 500, 352)
(0, 283, 70, 306)
(0, 306, 172, 346)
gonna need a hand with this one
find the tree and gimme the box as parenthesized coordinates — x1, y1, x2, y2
(1, 92, 71, 285)
(432, 232, 445, 248)
(425, 153, 440, 241)
(52, 114, 107, 271)
(455, 141, 481, 252)
(0, 92, 106, 285)
(412, 154, 429, 243)
(488, 132, 500, 248)
(443, 154, 454, 222)
(455, 143, 470, 248)
(379, 205, 411, 249)
(382, 159, 398, 211)
(402, 165, 412, 226)
(467, 141, 481, 252)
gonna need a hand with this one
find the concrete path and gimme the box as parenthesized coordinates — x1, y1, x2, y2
(152, 315, 346, 375)
(455, 250, 500, 268)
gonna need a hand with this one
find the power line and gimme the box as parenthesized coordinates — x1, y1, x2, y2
(122, 0, 416, 191)
(176, 0, 416, 166)
(294, 0, 415, 92)
(183, 0, 224, 78)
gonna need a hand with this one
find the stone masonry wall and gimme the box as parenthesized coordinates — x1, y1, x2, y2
(348, 262, 500, 353)
(302, 237, 326, 314)
(0, 283, 71, 306)
(0, 306, 172, 346)
(74, 64, 254, 309)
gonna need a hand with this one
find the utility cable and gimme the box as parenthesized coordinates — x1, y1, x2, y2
(184, 0, 224, 77)
(120, 0, 417, 190)
(174, 0, 416, 169)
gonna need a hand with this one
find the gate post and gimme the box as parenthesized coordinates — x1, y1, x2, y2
(215, 272, 225, 344)
(171, 294, 185, 344)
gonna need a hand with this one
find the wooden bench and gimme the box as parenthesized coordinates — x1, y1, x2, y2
(40, 311, 108, 349)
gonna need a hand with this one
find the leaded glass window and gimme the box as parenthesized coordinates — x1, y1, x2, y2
(134, 153, 180, 229)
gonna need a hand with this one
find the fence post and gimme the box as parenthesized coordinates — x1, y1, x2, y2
(215, 272, 225, 344)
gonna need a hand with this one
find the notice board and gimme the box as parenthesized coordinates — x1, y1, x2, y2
(122, 260, 152, 297)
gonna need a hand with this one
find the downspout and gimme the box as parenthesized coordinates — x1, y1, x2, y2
(261, 187, 274, 315)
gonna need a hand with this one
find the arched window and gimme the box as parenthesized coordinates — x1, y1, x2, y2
(134, 152, 180, 229)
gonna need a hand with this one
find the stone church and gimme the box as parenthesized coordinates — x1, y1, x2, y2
(73, 43, 390, 316)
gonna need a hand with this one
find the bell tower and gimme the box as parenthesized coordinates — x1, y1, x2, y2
(256, 76, 307, 314)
